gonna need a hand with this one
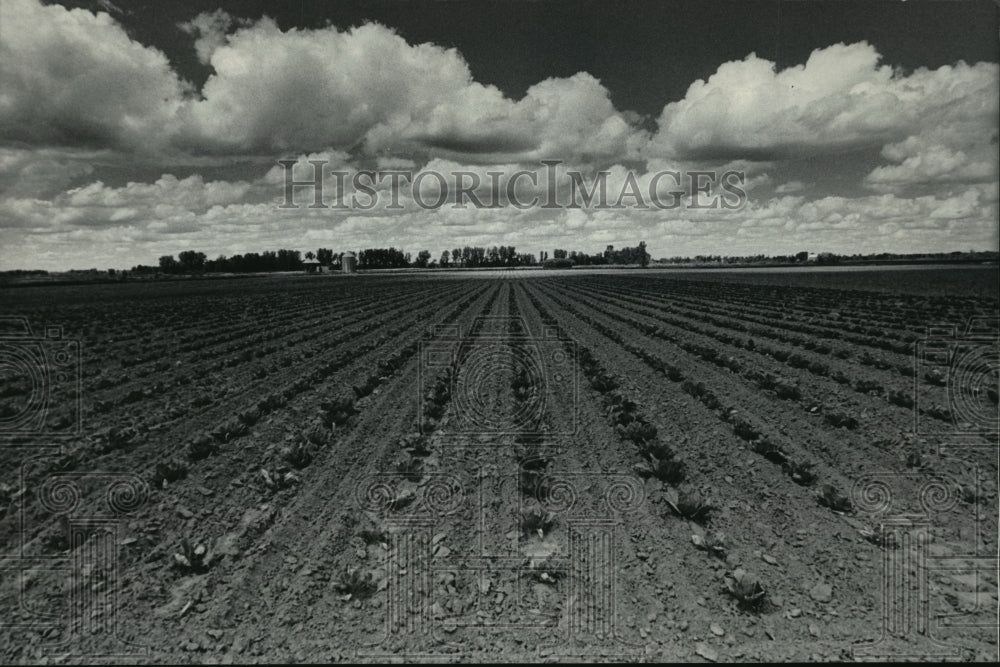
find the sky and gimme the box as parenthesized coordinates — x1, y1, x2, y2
(0, 0, 997, 270)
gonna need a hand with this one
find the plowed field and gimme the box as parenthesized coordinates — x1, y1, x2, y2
(1, 267, 997, 662)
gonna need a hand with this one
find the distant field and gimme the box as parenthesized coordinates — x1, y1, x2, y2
(648, 264, 1000, 298)
(0, 268, 996, 660)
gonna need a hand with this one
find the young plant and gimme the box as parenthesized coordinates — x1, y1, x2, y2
(816, 484, 852, 513)
(731, 418, 761, 442)
(187, 433, 218, 460)
(589, 372, 619, 393)
(237, 406, 262, 426)
(824, 411, 859, 430)
(281, 439, 314, 469)
(333, 565, 377, 600)
(357, 529, 389, 547)
(302, 421, 330, 447)
(525, 557, 565, 586)
(751, 438, 787, 465)
(260, 467, 300, 491)
(639, 439, 675, 462)
(665, 488, 713, 524)
(774, 381, 802, 401)
(618, 420, 658, 445)
(211, 417, 248, 443)
(634, 456, 686, 484)
(784, 459, 818, 486)
(321, 396, 358, 427)
(425, 370, 453, 417)
(691, 531, 727, 559)
(352, 375, 380, 399)
(725, 568, 766, 610)
(520, 505, 556, 539)
(887, 389, 914, 408)
(859, 525, 898, 550)
(511, 369, 534, 403)
(173, 538, 213, 573)
(152, 458, 188, 488)
(607, 396, 638, 423)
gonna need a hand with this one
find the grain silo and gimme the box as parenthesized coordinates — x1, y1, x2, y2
(342, 251, 357, 273)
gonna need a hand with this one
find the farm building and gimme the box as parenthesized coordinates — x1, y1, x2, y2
(302, 259, 321, 273)
(342, 251, 357, 273)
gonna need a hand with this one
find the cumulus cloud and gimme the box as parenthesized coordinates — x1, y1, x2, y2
(178, 9, 251, 65)
(649, 42, 998, 164)
(775, 180, 806, 194)
(179, 19, 497, 155)
(0, 148, 100, 198)
(865, 137, 997, 192)
(0, 2, 996, 269)
(60, 174, 252, 211)
(180, 20, 642, 161)
(392, 72, 641, 163)
(1, 1, 643, 162)
(0, 0, 189, 150)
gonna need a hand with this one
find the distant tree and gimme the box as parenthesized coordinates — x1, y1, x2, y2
(358, 247, 410, 269)
(795, 251, 809, 262)
(158, 255, 179, 273)
(276, 249, 302, 270)
(440, 251, 450, 267)
(305, 251, 316, 260)
(317, 248, 333, 265)
(177, 250, 207, 272)
(639, 241, 650, 268)
(414, 250, 432, 268)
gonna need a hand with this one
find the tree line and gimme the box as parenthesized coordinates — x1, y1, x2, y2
(656, 250, 1000, 265)
(152, 249, 311, 274)
(542, 242, 650, 268)
(135, 241, 653, 274)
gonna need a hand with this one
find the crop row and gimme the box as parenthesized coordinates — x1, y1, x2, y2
(526, 282, 858, 516)
(603, 275, 992, 333)
(13, 282, 496, 555)
(579, 279, 922, 357)
(549, 281, 956, 427)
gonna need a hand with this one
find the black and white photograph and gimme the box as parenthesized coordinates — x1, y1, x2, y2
(0, 0, 997, 662)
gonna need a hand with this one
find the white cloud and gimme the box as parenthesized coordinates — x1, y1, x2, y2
(0, 0, 189, 150)
(649, 42, 998, 165)
(775, 180, 805, 194)
(180, 20, 642, 161)
(1, 2, 643, 162)
(0, 148, 101, 198)
(60, 174, 252, 210)
(181, 20, 482, 154)
(178, 9, 251, 65)
(865, 137, 997, 192)
(0, 5, 995, 269)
